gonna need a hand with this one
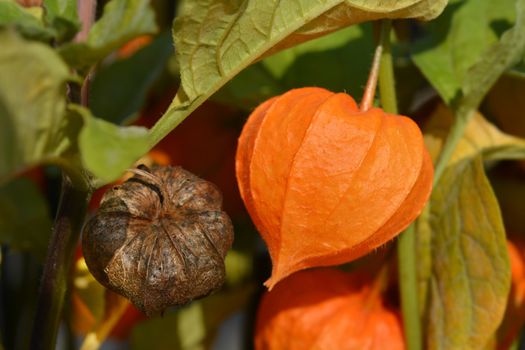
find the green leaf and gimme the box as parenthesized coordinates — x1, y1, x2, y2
(214, 23, 374, 109)
(131, 285, 254, 350)
(77, 105, 150, 184)
(424, 157, 510, 350)
(0, 178, 52, 260)
(43, 0, 81, 42)
(149, 0, 448, 147)
(0, 0, 55, 40)
(58, 0, 158, 69)
(461, 0, 525, 110)
(427, 0, 525, 183)
(89, 31, 173, 124)
(0, 30, 77, 183)
(176, 0, 446, 101)
(412, 0, 517, 105)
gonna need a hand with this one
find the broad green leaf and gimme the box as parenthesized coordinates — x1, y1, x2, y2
(77, 105, 150, 184)
(43, 0, 81, 42)
(424, 157, 510, 350)
(0, 178, 51, 260)
(426, 0, 525, 183)
(424, 104, 525, 166)
(90, 31, 173, 124)
(148, 0, 447, 147)
(214, 23, 374, 109)
(58, 0, 158, 69)
(131, 285, 254, 350)
(0, 0, 55, 40)
(0, 30, 77, 183)
(175, 0, 446, 102)
(412, 0, 516, 105)
(460, 0, 525, 111)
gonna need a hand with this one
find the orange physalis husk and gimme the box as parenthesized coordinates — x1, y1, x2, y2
(496, 239, 525, 350)
(254, 268, 405, 350)
(236, 87, 433, 288)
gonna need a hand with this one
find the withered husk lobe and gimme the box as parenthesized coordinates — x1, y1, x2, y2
(82, 166, 234, 316)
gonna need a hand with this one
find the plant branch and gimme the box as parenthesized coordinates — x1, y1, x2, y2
(431, 104, 471, 184)
(376, 20, 422, 350)
(30, 175, 90, 350)
(397, 225, 422, 350)
(30, 2, 97, 348)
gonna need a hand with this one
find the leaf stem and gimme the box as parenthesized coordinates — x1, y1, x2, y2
(376, 20, 422, 350)
(360, 43, 383, 111)
(30, 175, 90, 350)
(432, 105, 471, 184)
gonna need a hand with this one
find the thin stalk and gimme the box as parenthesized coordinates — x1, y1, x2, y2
(376, 20, 422, 350)
(360, 43, 383, 111)
(432, 104, 471, 185)
(30, 175, 90, 350)
(397, 225, 421, 350)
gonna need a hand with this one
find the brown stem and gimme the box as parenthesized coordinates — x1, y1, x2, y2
(30, 176, 90, 350)
(30, 3, 97, 347)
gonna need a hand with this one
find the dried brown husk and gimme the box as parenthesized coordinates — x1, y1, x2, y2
(82, 165, 234, 316)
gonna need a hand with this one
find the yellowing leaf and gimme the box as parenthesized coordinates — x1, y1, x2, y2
(424, 103, 525, 166)
(425, 157, 510, 350)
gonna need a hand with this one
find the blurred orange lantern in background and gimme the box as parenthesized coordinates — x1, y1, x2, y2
(255, 268, 405, 350)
